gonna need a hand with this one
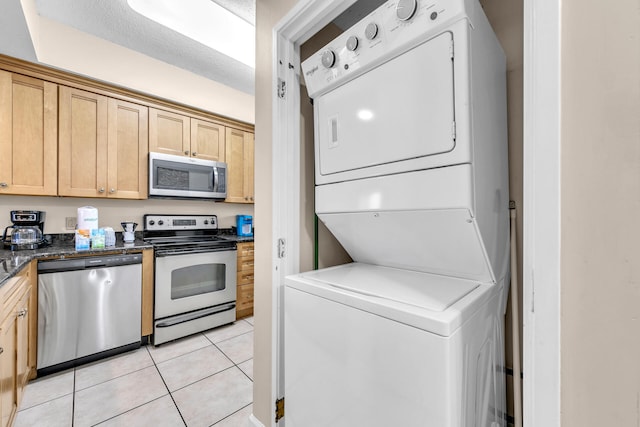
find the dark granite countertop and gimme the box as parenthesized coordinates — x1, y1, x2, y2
(219, 235, 255, 243)
(217, 228, 254, 243)
(0, 233, 152, 287)
(0, 231, 254, 287)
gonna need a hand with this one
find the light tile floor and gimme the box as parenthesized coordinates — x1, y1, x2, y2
(16, 317, 254, 427)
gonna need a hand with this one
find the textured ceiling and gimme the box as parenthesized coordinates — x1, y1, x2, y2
(34, 0, 255, 95)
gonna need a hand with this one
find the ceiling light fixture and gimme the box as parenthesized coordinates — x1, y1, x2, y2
(127, 0, 255, 68)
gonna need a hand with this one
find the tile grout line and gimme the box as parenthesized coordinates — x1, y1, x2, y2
(20, 321, 255, 426)
(150, 338, 191, 427)
(144, 345, 188, 426)
(209, 402, 253, 427)
(72, 368, 76, 427)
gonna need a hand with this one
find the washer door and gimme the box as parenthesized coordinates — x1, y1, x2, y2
(316, 31, 455, 178)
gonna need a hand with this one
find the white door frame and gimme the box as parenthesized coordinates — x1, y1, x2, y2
(270, 1, 562, 426)
(522, 0, 562, 426)
(269, 2, 359, 426)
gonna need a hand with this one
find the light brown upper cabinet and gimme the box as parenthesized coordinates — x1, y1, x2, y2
(0, 71, 58, 196)
(58, 86, 148, 199)
(225, 128, 254, 204)
(149, 108, 225, 161)
(190, 118, 225, 162)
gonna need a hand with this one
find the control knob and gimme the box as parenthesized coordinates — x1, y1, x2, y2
(364, 23, 378, 40)
(346, 36, 359, 51)
(149, 220, 155, 226)
(158, 220, 164, 226)
(396, 0, 418, 21)
(204, 220, 209, 225)
(321, 50, 336, 68)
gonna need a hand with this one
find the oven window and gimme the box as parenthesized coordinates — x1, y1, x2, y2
(171, 263, 226, 299)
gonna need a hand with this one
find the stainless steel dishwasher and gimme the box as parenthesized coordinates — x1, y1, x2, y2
(37, 253, 142, 375)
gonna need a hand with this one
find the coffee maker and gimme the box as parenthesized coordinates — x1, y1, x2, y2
(2, 210, 47, 250)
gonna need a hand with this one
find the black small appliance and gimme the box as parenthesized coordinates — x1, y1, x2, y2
(2, 210, 48, 250)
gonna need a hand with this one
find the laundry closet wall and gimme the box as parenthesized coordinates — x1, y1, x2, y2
(479, 0, 524, 420)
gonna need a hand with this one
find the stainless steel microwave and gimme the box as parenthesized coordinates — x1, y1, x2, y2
(149, 152, 227, 200)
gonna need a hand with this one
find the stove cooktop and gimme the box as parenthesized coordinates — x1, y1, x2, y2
(143, 215, 235, 255)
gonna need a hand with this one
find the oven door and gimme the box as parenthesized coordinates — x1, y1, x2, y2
(154, 249, 237, 319)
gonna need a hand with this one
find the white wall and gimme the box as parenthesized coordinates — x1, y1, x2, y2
(0, 196, 253, 233)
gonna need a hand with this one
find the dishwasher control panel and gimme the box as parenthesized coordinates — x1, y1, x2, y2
(37, 253, 142, 272)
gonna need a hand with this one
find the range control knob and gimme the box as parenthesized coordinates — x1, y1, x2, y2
(396, 0, 418, 21)
(158, 220, 164, 226)
(148, 220, 155, 226)
(204, 220, 209, 225)
(321, 50, 336, 68)
(346, 36, 359, 51)
(365, 23, 379, 40)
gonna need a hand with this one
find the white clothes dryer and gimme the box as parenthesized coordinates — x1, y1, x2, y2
(286, 0, 509, 426)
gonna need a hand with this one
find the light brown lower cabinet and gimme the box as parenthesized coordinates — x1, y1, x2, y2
(0, 261, 35, 427)
(236, 242, 255, 319)
(141, 249, 154, 337)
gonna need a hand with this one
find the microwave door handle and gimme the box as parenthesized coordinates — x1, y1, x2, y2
(213, 167, 219, 193)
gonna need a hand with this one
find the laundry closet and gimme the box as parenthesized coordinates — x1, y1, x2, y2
(291, 0, 524, 425)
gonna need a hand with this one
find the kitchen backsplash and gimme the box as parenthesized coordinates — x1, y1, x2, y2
(0, 195, 254, 233)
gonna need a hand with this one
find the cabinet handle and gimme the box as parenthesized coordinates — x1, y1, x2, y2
(192, 152, 197, 156)
(184, 150, 190, 155)
(109, 188, 116, 194)
(18, 309, 27, 317)
(250, 196, 254, 201)
(0, 347, 3, 355)
(0, 182, 7, 188)
(98, 187, 105, 193)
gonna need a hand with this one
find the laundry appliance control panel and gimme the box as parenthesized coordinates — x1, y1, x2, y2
(302, 0, 467, 98)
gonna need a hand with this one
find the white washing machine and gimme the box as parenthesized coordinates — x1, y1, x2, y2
(286, 0, 509, 426)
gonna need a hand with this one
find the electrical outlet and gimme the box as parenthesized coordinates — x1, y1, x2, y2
(65, 217, 76, 230)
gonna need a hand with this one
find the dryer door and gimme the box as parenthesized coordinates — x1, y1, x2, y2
(316, 31, 455, 179)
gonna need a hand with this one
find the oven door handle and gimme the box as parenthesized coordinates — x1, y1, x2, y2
(154, 247, 236, 257)
(155, 303, 236, 328)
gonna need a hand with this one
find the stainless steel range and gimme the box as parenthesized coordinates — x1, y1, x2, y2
(143, 214, 237, 345)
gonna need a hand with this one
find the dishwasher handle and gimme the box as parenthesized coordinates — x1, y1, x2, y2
(38, 253, 142, 273)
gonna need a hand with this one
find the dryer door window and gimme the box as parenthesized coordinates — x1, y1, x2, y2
(316, 31, 455, 177)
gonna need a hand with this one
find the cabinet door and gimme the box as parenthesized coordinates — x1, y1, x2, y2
(15, 290, 29, 405)
(236, 242, 254, 319)
(225, 128, 254, 203)
(245, 132, 255, 202)
(0, 312, 16, 427)
(58, 86, 108, 197)
(149, 108, 190, 157)
(0, 71, 58, 196)
(107, 99, 149, 199)
(190, 118, 225, 161)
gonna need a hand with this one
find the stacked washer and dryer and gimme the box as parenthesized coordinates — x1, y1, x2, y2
(285, 0, 509, 426)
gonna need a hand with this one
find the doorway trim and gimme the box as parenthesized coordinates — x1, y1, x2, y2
(522, 0, 562, 426)
(269, 1, 359, 426)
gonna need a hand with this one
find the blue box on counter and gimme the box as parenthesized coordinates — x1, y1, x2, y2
(236, 215, 253, 237)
